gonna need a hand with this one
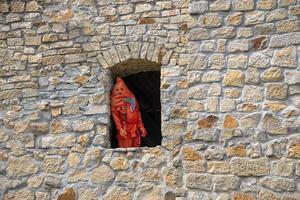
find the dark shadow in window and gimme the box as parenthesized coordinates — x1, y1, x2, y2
(110, 71, 161, 148)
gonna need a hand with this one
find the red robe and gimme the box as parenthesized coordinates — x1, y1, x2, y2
(110, 77, 147, 148)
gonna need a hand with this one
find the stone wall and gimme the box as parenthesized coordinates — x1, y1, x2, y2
(0, 0, 300, 199)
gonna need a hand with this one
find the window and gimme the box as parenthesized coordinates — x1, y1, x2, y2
(109, 59, 162, 148)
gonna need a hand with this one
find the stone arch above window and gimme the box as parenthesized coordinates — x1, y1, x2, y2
(96, 42, 173, 70)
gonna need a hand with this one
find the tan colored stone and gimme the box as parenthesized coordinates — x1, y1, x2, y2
(238, 103, 259, 112)
(42, 34, 58, 42)
(142, 168, 161, 182)
(183, 161, 206, 173)
(272, 46, 297, 68)
(227, 145, 246, 157)
(223, 114, 238, 129)
(110, 157, 129, 170)
(277, 20, 299, 33)
(182, 146, 202, 161)
(11, 2, 25, 12)
(72, 119, 94, 132)
(227, 13, 243, 26)
(233, 192, 255, 200)
(227, 54, 247, 69)
(68, 169, 88, 182)
(271, 159, 293, 177)
(103, 187, 131, 200)
(199, 13, 222, 27)
(261, 67, 282, 82)
(288, 144, 300, 158)
(25, 36, 41, 46)
(233, 0, 254, 10)
(26, 1, 39, 12)
(260, 176, 295, 192)
(67, 153, 80, 168)
(207, 161, 230, 174)
(224, 70, 245, 87)
(78, 188, 98, 200)
(4, 190, 34, 200)
(74, 75, 89, 85)
(43, 55, 64, 65)
(44, 156, 65, 173)
(257, 0, 276, 9)
(57, 188, 76, 200)
(198, 115, 218, 128)
(51, 107, 61, 117)
(7, 155, 38, 177)
(231, 158, 269, 176)
(52, 9, 74, 23)
(266, 83, 288, 100)
(242, 86, 264, 102)
(264, 102, 287, 112)
(90, 165, 114, 183)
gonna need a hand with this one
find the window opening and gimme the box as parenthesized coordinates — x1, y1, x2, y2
(110, 71, 161, 148)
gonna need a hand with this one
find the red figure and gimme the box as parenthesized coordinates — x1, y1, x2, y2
(111, 77, 147, 148)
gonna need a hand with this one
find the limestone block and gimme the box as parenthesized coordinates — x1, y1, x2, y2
(260, 177, 295, 192)
(189, 1, 208, 14)
(7, 155, 38, 177)
(224, 70, 245, 87)
(230, 158, 270, 176)
(185, 173, 212, 190)
(90, 165, 114, 183)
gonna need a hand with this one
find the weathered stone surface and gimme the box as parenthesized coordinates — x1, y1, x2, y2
(57, 188, 76, 200)
(186, 173, 212, 190)
(227, 54, 247, 69)
(110, 157, 129, 170)
(271, 46, 297, 67)
(213, 175, 239, 191)
(223, 70, 245, 87)
(223, 114, 238, 129)
(231, 158, 270, 176)
(242, 86, 264, 102)
(266, 83, 288, 100)
(189, 1, 208, 14)
(207, 161, 230, 174)
(90, 165, 114, 183)
(182, 146, 202, 161)
(198, 115, 218, 128)
(44, 156, 65, 174)
(227, 145, 246, 157)
(262, 67, 282, 81)
(232, 0, 254, 10)
(232, 192, 255, 200)
(260, 177, 295, 192)
(103, 187, 131, 200)
(271, 159, 293, 177)
(4, 190, 34, 200)
(41, 134, 76, 148)
(7, 155, 38, 177)
(288, 143, 300, 158)
(72, 119, 94, 132)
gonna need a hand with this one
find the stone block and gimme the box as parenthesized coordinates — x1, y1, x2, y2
(185, 173, 212, 190)
(212, 175, 239, 191)
(266, 83, 288, 100)
(189, 1, 208, 14)
(260, 177, 295, 192)
(230, 158, 269, 176)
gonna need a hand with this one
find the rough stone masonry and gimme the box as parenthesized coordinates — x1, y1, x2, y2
(0, 0, 300, 199)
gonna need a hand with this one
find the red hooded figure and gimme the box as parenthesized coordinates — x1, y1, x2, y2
(111, 77, 147, 148)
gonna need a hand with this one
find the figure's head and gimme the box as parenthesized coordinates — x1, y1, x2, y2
(111, 77, 133, 99)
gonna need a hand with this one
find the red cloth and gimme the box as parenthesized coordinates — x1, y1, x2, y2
(111, 77, 147, 148)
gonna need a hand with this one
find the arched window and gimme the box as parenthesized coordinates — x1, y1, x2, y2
(109, 59, 162, 148)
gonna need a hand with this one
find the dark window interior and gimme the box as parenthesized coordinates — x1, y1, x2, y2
(110, 71, 162, 148)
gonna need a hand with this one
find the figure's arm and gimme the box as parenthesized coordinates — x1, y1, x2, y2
(137, 111, 147, 137)
(112, 108, 127, 138)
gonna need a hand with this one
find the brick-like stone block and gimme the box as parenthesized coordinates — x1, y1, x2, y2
(231, 158, 269, 176)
